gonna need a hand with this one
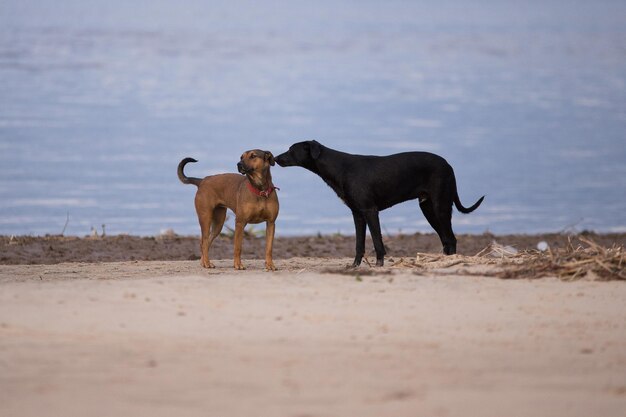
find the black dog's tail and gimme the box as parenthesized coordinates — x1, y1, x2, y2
(455, 194, 484, 214)
(177, 157, 202, 186)
(452, 175, 484, 214)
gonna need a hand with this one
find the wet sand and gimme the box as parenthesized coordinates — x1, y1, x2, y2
(2, 232, 625, 265)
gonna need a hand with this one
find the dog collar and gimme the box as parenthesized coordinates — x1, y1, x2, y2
(246, 181, 279, 198)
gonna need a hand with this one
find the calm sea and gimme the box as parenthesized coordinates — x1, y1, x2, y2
(1, 0, 625, 236)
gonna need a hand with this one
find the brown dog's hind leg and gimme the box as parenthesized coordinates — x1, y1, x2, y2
(199, 206, 227, 268)
(210, 206, 227, 242)
(264, 221, 276, 271)
(233, 220, 246, 270)
(199, 211, 215, 268)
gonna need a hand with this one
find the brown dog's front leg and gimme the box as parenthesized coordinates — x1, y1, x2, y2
(233, 220, 246, 270)
(265, 221, 276, 271)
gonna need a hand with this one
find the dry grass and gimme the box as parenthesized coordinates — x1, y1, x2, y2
(391, 236, 625, 281)
(493, 236, 625, 281)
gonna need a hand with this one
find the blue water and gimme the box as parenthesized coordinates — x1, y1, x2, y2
(1, 0, 625, 236)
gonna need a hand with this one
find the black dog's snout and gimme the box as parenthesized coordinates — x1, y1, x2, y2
(274, 153, 289, 167)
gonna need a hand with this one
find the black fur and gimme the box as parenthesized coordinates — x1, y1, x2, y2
(275, 140, 484, 266)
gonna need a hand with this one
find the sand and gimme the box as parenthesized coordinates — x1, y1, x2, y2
(1, 256, 625, 417)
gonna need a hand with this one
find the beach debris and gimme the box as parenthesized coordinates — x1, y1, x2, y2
(156, 228, 179, 242)
(474, 241, 518, 258)
(413, 253, 469, 269)
(537, 241, 549, 252)
(396, 237, 625, 281)
(61, 212, 70, 236)
(495, 236, 624, 281)
(159, 228, 177, 237)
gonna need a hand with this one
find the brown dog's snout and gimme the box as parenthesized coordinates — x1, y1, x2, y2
(238, 151, 254, 174)
(239, 150, 275, 174)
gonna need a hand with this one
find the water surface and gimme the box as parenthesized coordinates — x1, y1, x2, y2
(1, 0, 625, 236)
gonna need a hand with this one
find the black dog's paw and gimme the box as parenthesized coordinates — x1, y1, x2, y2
(349, 256, 363, 268)
(443, 245, 457, 255)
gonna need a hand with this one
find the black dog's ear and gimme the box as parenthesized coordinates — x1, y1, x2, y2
(264, 151, 275, 166)
(309, 140, 321, 159)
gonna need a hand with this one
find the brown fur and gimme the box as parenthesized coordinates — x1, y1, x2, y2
(177, 150, 279, 270)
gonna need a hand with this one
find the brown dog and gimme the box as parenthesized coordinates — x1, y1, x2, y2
(177, 150, 279, 271)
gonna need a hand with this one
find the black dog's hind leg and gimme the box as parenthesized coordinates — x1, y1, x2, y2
(419, 198, 442, 243)
(351, 210, 367, 267)
(435, 203, 457, 255)
(420, 199, 457, 255)
(363, 209, 386, 266)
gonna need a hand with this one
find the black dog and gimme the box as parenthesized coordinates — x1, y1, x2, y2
(275, 141, 484, 267)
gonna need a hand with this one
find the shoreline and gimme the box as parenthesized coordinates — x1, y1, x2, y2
(2, 231, 625, 265)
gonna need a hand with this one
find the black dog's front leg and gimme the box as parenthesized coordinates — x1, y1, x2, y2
(363, 209, 386, 266)
(351, 210, 366, 267)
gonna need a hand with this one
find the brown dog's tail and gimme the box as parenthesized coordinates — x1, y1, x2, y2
(452, 175, 484, 214)
(177, 157, 202, 186)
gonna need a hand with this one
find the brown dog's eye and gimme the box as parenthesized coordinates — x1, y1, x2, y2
(251, 155, 256, 159)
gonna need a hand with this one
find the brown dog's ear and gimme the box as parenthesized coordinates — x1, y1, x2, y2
(309, 140, 321, 159)
(264, 151, 275, 166)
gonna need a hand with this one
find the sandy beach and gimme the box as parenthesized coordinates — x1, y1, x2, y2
(3, 0, 626, 415)
(1, 239, 625, 417)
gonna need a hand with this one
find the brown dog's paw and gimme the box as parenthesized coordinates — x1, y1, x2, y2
(265, 262, 277, 272)
(201, 259, 216, 268)
(234, 262, 246, 270)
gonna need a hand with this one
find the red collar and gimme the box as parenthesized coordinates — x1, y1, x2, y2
(246, 181, 279, 198)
